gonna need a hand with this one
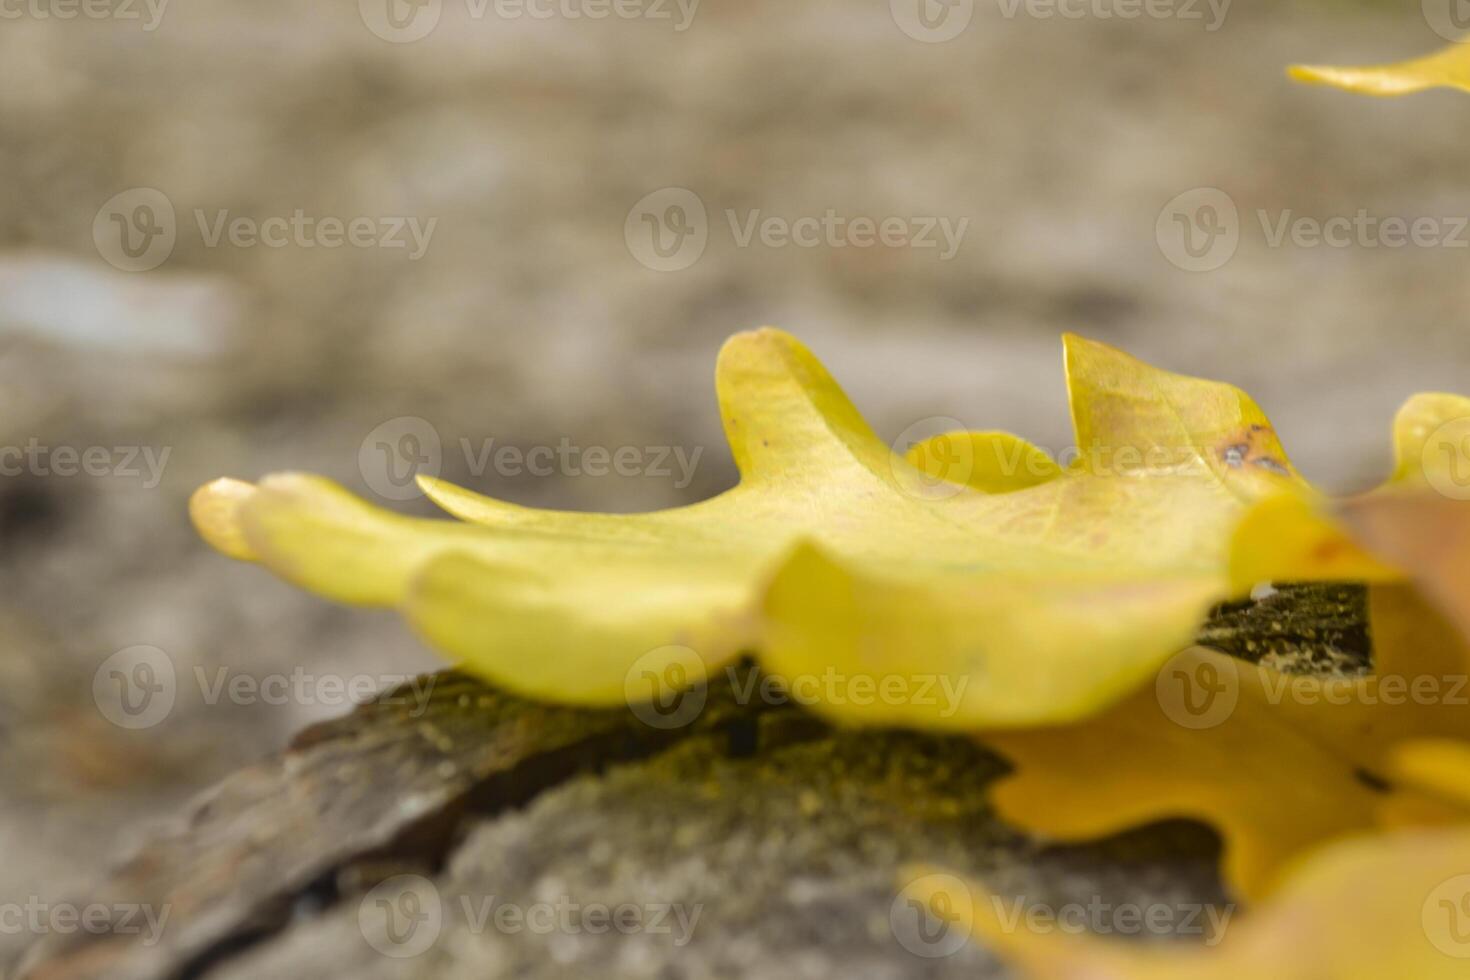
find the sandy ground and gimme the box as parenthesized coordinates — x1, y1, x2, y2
(1, 0, 1468, 968)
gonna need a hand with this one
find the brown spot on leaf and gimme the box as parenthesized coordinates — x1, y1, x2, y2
(1216, 426, 1287, 476)
(1354, 767, 1392, 794)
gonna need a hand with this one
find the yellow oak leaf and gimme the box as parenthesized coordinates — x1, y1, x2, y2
(192, 328, 1299, 728)
(903, 821, 1470, 979)
(1290, 43, 1470, 97)
(981, 585, 1470, 902)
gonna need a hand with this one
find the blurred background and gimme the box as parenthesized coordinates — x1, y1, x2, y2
(2, 0, 1469, 966)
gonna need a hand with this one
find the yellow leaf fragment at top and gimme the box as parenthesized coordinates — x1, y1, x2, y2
(191, 328, 1303, 728)
(1291, 43, 1470, 97)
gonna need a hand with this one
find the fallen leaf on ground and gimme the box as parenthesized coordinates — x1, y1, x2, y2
(192, 328, 1299, 728)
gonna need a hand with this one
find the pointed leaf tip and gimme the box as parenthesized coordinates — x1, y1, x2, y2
(715, 325, 885, 483)
(1288, 44, 1470, 97)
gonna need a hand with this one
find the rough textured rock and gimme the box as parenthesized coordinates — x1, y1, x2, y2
(1197, 583, 1371, 675)
(16, 673, 768, 980)
(18, 670, 1231, 980)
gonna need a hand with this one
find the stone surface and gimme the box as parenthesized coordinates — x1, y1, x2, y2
(19, 671, 1231, 980)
